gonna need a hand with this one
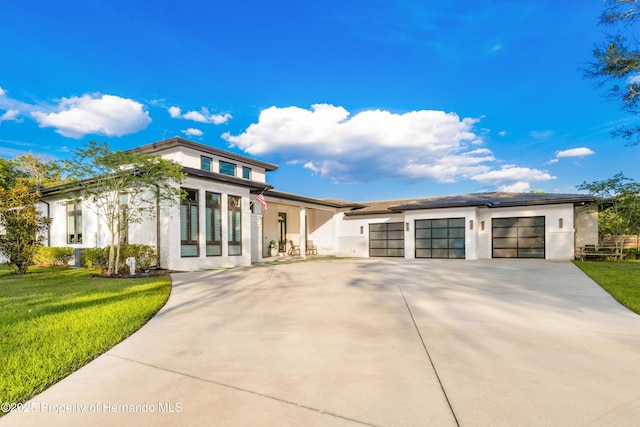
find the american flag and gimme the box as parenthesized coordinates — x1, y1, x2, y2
(256, 194, 268, 211)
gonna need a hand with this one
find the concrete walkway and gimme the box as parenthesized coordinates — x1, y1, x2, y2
(2, 259, 640, 426)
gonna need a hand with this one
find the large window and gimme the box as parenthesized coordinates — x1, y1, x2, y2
(205, 192, 222, 256)
(201, 156, 213, 172)
(369, 222, 404, 257)
(219, 161, 236, 177)
(492, 216, 545, 258)
(66, 201, 82, 244)
(228, 195, 242, 255)
(180, 188, 199, 257)
(415, 218, 465, 259)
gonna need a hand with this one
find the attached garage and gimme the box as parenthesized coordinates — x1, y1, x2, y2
(415, 218, 465, 259)
(369, 222, 404, 257)
(492, 216, 545, 258)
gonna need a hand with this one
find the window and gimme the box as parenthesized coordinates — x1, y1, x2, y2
(415, 218, 465, 259)
(228, 195, 242, 255)
(180, 189, 199, 257)
(201, 156, 212, 172)
(66, 201, 82, 244)
(205, 192, 222, 256)
(219, 161, 236, 176)
(119, 193, 129, 245)
(242, 166, 252, 180)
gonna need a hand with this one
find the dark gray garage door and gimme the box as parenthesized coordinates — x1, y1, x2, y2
(492, 216, 545, 258)
(369, 222, 405, 257)
(415, 218, 465, 259)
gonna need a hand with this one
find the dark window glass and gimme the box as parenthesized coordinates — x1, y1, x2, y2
(181, 188, 199, 257)
(205, 192, 222, 256)
(242, 166, 251, 179)
(492, 216, 545, 258)
(201, 156, 212, 172)
(66, 201, 82, 244)
(228, 195, 241, 255)
(220, 161, 236, 176)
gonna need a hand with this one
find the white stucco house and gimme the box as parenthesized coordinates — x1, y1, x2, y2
(39, 137, 597, 270)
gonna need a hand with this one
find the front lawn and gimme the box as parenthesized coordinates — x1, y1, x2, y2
(0, 266, 171, 408)
(574, 260, 640, 314)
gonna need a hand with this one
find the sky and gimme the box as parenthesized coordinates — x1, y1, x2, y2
(0, 0, 638, 202)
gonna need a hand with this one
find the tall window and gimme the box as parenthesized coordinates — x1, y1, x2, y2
(201, 156, 212, 172)
(66, 201, 82, 244)
(205, 192, 222, 256)
(219, 161, 236, 176)
(242, 166, 252, 179)
(119, 193, 129, 245)
(180, 188, 199, 257)
(228, 195, 242, 255)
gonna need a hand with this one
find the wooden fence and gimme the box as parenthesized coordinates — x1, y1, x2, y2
(600, 235, 640, 249)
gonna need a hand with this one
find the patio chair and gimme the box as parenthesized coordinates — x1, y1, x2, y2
(288, 240, 301, 256)
(306, 240, 318, 255)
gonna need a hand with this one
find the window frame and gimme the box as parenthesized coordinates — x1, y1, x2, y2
(219, 160, 237, 177)
(227, 195, 242, 256)
(180, 188, 200, 257)
(66, 200, 83, 244)
(205, 192, 222, 256)
(242, 166, 252, 180)
(201, 156, 213, 172)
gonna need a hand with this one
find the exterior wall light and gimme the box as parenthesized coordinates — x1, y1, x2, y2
(469, 219, 474, 230)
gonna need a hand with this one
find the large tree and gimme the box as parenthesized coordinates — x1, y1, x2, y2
(63, 141, 185, 275)
(577, 173, 640, 249)
(586, 0, 640, 145)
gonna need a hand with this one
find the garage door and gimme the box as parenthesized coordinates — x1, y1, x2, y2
(415, 218, 465, 259)
(369, 222, 405, 257)
(492, 216, 545, 258)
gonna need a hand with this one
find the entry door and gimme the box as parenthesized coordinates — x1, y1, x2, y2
(278, 212, 287, 252)
(492, 216, 545, 258)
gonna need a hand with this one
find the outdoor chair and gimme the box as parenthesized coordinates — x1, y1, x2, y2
(306, 240, 318, 255)
(288, 240, 301, 256)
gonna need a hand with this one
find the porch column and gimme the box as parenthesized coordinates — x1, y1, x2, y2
(299, 206, 306, 258)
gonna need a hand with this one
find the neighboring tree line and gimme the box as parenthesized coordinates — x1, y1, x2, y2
(0, 141, 183, 275)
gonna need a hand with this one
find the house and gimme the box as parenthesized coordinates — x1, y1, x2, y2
(39, 137, 597, 270)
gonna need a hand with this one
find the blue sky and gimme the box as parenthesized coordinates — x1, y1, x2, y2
(0, 0, 637, 201)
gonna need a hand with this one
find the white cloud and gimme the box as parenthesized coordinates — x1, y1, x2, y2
(530, 130, 554, 140)
(471, 165, 556, 189)
(223, 104, 487, 183)
(182, 128, 203, 137)
(169, 106, 231, 124)
(31, 94, 151, 138)
(0, 87, 5, 96)
(498, 130, 507, 137)
(556, 147, 595, 158)
(497, 181, 531, 192)
(0, 109, 20, 124)
(168, 106, 182, 118)
(490, 44, 503, 53)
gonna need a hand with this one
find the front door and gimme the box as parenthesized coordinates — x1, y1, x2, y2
(278, 212, 287, 253)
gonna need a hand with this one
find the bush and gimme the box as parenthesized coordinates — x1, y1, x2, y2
(81, 245, 156, 273)
(118, 244, 156, 272)
(34, 247, 74, 267)
(81, 247, 109, 270)
(623, 248, 640, 260)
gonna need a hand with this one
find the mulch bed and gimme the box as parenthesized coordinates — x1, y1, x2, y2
(91, 268, 174, 279)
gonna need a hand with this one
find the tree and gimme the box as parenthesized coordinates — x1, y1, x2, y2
(62, 141, 185, 275)
(577, 173, 640, 250)
(0, 178, 49, 275)
(14, 153, 64, 188)
(586, 0, 640, 145)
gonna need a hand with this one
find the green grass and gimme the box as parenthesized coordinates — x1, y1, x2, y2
(0, 266, 171, 407)
(574, 260, 640, 314)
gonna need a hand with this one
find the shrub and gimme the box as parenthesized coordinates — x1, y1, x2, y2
(34, 247, 74, 267)
(81, 247, 109, 270)
(118, 244, 156, 272)
(623, 248, 640, 260)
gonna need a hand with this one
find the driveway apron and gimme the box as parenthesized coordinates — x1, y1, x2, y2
(2, 259, 640, 426)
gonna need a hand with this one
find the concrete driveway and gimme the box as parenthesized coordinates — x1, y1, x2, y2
(3, 258, 640, 426)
